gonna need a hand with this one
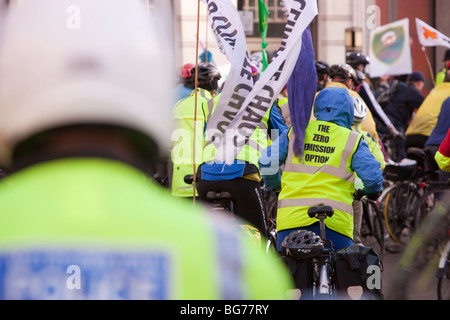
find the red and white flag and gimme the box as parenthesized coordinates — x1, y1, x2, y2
(416, 18, 450, 49)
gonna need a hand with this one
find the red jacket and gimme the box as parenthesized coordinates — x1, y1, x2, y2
(435, 128, 450, 171)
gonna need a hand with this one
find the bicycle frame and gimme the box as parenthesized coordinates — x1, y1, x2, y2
(308, 207, 336, 299)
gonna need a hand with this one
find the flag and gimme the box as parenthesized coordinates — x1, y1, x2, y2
(416, 18, 450, 49)
(258, 0, 269, 71)
(287, 26, 317, 158)
(280, 0, 294, 16)
(369, 18, 412, 78)
(202, 0, 318, 164)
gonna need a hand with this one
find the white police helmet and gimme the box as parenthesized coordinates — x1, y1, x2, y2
(0, 0, 174, 165)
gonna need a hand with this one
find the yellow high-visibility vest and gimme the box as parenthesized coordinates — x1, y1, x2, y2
(277, 123, 362, 239)
(171, 89, 212, 197)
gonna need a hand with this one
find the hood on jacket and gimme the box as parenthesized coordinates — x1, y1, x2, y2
(313, 87, 354, 129)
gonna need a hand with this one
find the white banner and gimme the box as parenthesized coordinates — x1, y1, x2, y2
(281, 0, 294, 15)
(416, 18, 450, 49)
(202, 0, 318, 164)
(369, 18, 412, 78)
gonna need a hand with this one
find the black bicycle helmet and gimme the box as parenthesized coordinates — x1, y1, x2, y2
(281, 229, 324, 260)
(191, 62, 221, 82)
(346, 51, 370, 69)
(190, 62, 221, 92)
(315, 60, 330, 75)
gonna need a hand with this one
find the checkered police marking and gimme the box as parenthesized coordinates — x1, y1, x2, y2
(0, 249, 171, 299)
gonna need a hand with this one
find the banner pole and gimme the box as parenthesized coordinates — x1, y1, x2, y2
(192, 0, 202, 204)
(205, 5, 208, 63)
(422, 46, 436, 87)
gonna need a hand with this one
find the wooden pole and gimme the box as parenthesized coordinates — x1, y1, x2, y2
(422, 46, 436, 87)
(192, 0, 202, 204)
(205, 5, 208, 63)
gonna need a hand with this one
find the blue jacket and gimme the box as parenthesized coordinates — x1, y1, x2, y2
(425, 97, 450, 146)
(259, 87, 383, 195)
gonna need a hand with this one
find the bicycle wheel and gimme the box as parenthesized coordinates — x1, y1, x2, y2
(382, 183, 408, 244)
(383, 182, 423, 245)
(414, 189, 450, 230)
(437, 240, 450, 300)
(387, 195, 450, 300)
(360, 199, 385, 260)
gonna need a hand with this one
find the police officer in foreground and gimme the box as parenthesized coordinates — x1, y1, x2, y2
(0, 0, 293, 299)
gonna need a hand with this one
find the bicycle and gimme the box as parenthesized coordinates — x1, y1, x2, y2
(183, 174, 274, 252)
(377, 148, 429, 246)
(354, 189, 385, 260)
(262, 185, 278, 254)
(387, 192, 450, 300)
(379, 131, 406, 163)
(413, 179, 450, 230)
(281, 205, 336, 299)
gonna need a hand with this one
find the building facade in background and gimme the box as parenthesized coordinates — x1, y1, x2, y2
(174, 0, 450, 92)
(1, 0, 448, 90)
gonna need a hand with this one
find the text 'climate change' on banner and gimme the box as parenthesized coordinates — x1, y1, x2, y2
(201, 0, 318, 164)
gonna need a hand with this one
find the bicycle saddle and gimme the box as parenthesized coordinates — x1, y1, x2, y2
(307, 206, 334, 219)
(406, 147, 427, 162)
(206, 191, 233, 201)
(281, 229, 324, 260)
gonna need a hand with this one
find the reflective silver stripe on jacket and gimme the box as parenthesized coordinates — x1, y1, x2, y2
(199, 89, 216, 123)
(283, 130, 360, 183)
(278, 198, 353, 215)
(209, 213, 244, 299)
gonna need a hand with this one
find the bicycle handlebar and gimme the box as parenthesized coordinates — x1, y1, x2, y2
(184, 175, 194, 185)
(353, 188, 381, 201)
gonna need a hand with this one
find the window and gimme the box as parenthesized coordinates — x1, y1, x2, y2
(237, 0, 288, 38)
(242, 0, 287, 23)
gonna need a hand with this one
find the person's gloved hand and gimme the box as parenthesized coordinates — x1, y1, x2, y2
(366, 191, 382, 201)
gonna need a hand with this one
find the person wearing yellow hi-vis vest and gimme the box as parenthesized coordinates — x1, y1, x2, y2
(436, 49, 450, 86)
(0, 0, 294, 300)
(259, 87, 383, 252)
(170, 63, 220, 198)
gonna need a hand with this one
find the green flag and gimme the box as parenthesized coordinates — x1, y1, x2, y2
(258, 0, 269, 71)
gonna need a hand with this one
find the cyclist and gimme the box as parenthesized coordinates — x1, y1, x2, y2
(346, 51, 373, 91)
(382, 71, 426, 161)
(436, 49, 450, 86)
(435, 128, 450, 172)
(405, 69, 450, 150)
(0, 0, 294, 299)
(260, 87, 384, 252)
(351, 96, 386, 244)
(170, 62, 221, 198)
(316, 60, 330, 92)
(346, 51, 370, 75)
(313, 64, 380, 144)
(197, 68, 288, 237)
(172, 63, 196, 107)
